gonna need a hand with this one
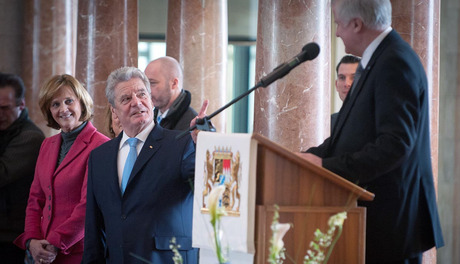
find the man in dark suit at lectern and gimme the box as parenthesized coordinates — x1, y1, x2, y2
(299, 0, 444, 263)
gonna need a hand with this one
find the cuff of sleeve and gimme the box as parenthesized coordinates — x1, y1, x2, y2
(25, 239, 31, 250)
(46, 231, 65, 254)
(13, 233, 40, 250)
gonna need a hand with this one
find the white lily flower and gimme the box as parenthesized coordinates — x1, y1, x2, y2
(208, 185, 226, 222)
(207, 185, 228, 263)
(272, 223, 290, 253)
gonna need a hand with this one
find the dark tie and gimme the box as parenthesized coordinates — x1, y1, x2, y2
(349, 63, 364, 95)
(121, 138, 139, 194)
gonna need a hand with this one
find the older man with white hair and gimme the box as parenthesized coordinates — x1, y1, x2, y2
(300, 0, 444, 263)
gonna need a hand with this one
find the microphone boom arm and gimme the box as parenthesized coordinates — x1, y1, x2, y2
(175, 82, 264, 139)
(175, 42, 320, 139)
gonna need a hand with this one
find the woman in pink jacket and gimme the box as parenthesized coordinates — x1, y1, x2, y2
(14, 74, 109, 264)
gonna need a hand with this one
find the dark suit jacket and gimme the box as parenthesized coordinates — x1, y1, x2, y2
(330, 112, 338, 135)
(1, 108, 44, 243)
(308, 30, 444, 262)
(83, 124, 198, 264)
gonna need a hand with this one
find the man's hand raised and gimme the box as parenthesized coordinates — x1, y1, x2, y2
(190, 99, 209, 143)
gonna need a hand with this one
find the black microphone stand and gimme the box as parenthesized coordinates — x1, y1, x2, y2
(176, 81, 264, 139)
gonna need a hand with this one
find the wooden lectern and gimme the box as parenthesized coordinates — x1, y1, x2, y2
(252, 134, 374, 263)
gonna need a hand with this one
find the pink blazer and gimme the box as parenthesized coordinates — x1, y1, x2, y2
(14, 122, 108, 263)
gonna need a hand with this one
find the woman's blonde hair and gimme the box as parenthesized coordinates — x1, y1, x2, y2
(39, 74, 93, 130)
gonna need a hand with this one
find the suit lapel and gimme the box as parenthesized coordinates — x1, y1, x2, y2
(54, 123, 94, 177)
(330, 64, 370, 144)
(43, 135, 61, 178)
(125, 125, 163, 191)
(100, 135, 121, 197)
(331, 30, 396, 147)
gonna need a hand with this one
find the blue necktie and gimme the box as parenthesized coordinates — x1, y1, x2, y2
(157, 115, 162, 124)
(121, 138, 138, 194)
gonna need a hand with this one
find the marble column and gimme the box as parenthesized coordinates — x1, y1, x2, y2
(254, 0, 330, 151)
(22, 0, 78, 137)
(75, 0, 138, 136)
(166, 0, 228, 132)
(391, 1, 440, 263)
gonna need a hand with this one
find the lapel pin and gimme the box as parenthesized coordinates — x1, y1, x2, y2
(149, 145, 153, 149)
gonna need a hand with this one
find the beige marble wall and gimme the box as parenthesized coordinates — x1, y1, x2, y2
(253, 0, 331, 151)
(75, 0, 138, 136)
(166, 0, 228, 132)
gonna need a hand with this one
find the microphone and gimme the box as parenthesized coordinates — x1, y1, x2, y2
(256, 42, 320, 88)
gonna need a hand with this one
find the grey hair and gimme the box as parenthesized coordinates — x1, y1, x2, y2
(332, 0, 392, 30)
(106, 66, 151, 106)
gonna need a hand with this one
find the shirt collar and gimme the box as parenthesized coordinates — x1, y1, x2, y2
(157, 108, 169, 119)
(119, 120, 155, 149)
(361, 27, 392, 69)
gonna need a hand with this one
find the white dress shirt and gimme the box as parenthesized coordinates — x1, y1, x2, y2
(360, 27, 393, 69)
(117, 120, 155, 187)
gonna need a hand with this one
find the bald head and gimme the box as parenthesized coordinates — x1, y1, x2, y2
(144, 56, 184, 113)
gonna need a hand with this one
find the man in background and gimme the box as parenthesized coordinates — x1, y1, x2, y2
(331, 55, 361, 132)
(144, 56, 197, 130)
(0, 73, 44, 263)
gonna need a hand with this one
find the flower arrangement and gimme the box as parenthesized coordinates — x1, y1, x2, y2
(169, 190, 347, 264)
(267, 205, 290, 264)
(208, 185, 229, 264)
(265, 206, 347, 264)
(170, 186, 230, 264)
(304, 211, 348, 264)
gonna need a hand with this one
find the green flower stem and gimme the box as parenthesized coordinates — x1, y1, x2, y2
(323, 225, 343, 263)
(213, 222, 226, 263)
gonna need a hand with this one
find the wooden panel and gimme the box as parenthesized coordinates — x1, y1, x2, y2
(255, 205, 366, 264)
(253, 133, 374, 205)
(252, 133, 371, 264)
(256, 143, 371, 208)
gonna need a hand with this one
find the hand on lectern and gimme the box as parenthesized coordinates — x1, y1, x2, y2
(190, 99, 209, 143)
(296, 152, 322, 167)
